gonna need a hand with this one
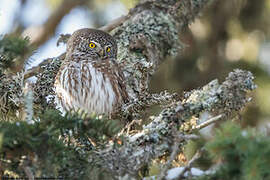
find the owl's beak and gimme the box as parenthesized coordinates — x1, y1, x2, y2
(98, 49, 105, 57)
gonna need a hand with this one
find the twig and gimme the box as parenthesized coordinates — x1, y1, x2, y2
(24, 65, 41, 79)
(119, 119, 142, 135)
(178, 149, 202, 178)
(86, 135, 97, 147)
(57, 34, 71, 46)
(159, 127, 181, 180)
(194, 114, 224, 130)
(22, 165, 34, 180)
(179, 134, 200, 141)
(24, 53, 65, 79)
(99, 15, 130, 32)
(158, 134, 200, 179)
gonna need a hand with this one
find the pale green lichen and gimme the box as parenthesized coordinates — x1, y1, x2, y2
(185, 79, 220, 111)
(114, 10, 182, 65)
(112, 10, 183, 97)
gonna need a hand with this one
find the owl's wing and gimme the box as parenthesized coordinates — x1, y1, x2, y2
(114, 62, 129, 104)
(91, 58, 129, 104)
(112, 61, 129, 103)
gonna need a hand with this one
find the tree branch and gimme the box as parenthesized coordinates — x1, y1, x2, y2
(194, 114, 224, 130)
(158, 128, 182, 180)
(99, 15, 131, 32)
(92, 69, 256, 177)
(178, 149, 203, 179)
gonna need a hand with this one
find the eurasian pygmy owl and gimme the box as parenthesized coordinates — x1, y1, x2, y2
(54, 28, 129, 115)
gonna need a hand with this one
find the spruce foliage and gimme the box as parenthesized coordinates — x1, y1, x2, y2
(196, 122, 270, 180)
(0, 35, 30, 73)
(0, 109, 122, 178)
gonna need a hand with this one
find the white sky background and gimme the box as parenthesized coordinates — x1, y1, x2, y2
(0, 0, 127, 68)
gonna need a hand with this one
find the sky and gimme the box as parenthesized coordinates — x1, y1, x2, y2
(0, 0, 127, 68)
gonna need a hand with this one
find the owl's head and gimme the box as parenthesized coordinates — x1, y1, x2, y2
(67, 28, 117, 59)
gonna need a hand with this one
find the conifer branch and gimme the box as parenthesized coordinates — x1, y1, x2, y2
(93, 69, 256, 177)
(194, 114, 224, 130)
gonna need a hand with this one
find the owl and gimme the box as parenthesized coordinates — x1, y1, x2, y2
(54, 28, 129, 115)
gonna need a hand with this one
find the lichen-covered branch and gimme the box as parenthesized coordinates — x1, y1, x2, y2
(112, 0, 210, 96)
(33, 0, 211, 107)
(92, 69, 256, 178)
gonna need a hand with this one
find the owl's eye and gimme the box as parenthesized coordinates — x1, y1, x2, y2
(89, 42, 96, 48)
(106, 47, 111, 52)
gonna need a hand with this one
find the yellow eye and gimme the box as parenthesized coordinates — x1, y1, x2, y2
(89, 42, 96, 48)
(106, 47, 111, 52)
